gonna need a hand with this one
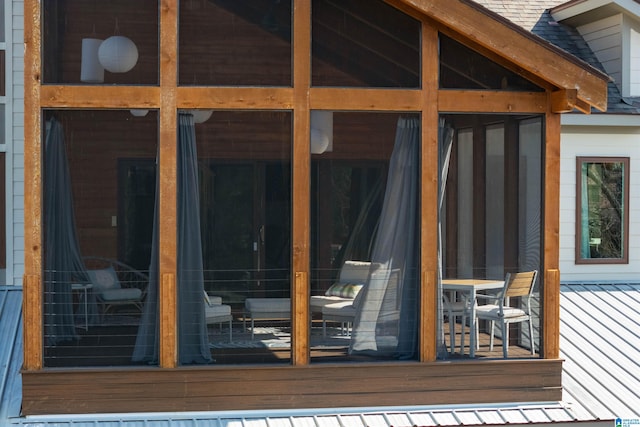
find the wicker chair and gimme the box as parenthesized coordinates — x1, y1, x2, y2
(83, 256, 149, 315)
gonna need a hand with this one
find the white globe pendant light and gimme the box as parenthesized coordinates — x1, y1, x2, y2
(310, 111, 333, 154)
(310, 128, 330, 154)
(98, 36, 139, 73)
(191, 110, 213, 124)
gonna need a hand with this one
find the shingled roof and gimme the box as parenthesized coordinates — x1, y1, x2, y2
(475, 0, 639, 114)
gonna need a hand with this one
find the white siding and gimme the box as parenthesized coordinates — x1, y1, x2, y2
(578, 15, 623, 94)
(559, 125, 640, 283)
(5, 0, 24, 286)
(630, 27, 640, 97)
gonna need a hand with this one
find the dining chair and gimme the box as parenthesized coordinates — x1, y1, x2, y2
(442, 292, 470, 355)
(474, 270, 538, 358)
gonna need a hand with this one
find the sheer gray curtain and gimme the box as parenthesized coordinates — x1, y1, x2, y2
(350, 117, 420, 359)
(44, 117, 91, 345)
(437, 118, 454, 359)
(132, 157, 160, 363)
(133, 113, 211, 364)
(176, 113, 211, 364)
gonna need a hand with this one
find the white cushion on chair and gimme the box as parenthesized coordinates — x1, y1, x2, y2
(338, 261, 373, 283)
(100, 287, 142, 302)
(205, 303, 231, 319)
(322, 301, 357, 319)
(204, 291, 222, 307)
(245, 298, 290, 314)
(87, 267, 120, 292)
(475, 304, 527, 319)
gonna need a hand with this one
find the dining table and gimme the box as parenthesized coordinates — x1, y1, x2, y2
(441, 278, 505, 358)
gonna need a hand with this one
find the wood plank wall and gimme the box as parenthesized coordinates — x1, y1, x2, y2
(54, 109, 399, 261)
(21, 359, 563, 415)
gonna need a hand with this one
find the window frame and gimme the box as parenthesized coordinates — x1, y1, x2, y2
(575, 156, 630, 265)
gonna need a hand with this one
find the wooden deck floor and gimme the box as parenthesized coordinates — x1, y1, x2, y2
(44, 319, 536, 367)
(444, 320, 536, 359)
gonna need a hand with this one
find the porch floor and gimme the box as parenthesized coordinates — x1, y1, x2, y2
(43, 318, 535, 367)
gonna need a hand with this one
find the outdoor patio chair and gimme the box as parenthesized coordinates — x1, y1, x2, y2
(83, 256, 148, 317)
(474, 270, 538, 358)
(442, 292, 470, 355)
(204, 291, 233, 342)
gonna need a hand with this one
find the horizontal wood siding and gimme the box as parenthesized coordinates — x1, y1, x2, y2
(9, 0, 24, 287)
(577, 15, 622, 92)
(21, 359, 563, 415)
(559, 127, 640, 282)
(630, 25, 640, 97)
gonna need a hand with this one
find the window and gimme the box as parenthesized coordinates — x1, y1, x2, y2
(576, 157, 630, 264)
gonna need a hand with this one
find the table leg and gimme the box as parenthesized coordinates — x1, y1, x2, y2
(83, 287, 88, 330)
(469, 288, 476, 358)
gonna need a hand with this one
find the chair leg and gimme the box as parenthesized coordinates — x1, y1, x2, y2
(448, 315, 455, 354)
(502, 320, 509, 358)
(475, 320, 478, 351)
(228, 318, 233, 343)
(322, 320, 326, 337)
(459, 314, 466, 355)
(489, 320, 495, 351)
(529, 320, 535, 355)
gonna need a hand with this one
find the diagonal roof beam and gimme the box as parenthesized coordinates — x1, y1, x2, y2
(393, 0, 609, 112)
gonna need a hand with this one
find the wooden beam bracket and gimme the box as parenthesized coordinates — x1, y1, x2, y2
(550, 89, 577, 113)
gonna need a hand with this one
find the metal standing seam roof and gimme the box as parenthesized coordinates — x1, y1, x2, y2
(0, 286, 23, 423)
(0, 284, 624, 427)
(559, 283, 640, 419)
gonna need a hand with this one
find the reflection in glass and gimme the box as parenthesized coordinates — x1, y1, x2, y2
(179, 1, 292, 86)
(578, 158, 628, 261)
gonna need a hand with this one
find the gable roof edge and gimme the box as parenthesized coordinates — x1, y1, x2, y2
(552, 0, 640, 21)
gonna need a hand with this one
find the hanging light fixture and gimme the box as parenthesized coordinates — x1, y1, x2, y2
(130, 109, 149, 117)
(310, 111, 333, 154)
(80, 38, 105, 83)
(191, 110, 213, 124)
(98, 35, 139, 73)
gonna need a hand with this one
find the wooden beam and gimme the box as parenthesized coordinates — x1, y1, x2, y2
(550, 89, 577, 113)
(40, 86, 160, 109)
(544, 269, 561, 359)
(574, 98, 592, 114)
(310, 88, 422, 111)
(420, 24, 439, 362)
(21, 359, 563, 415)
(439, 90, 547, 113)
(400, 0, 608, 112)
(23, 0, 43, 371)
(292, 0, 312, 366)
(177, 87, 294, 110)
(159, 0, 178, 368)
